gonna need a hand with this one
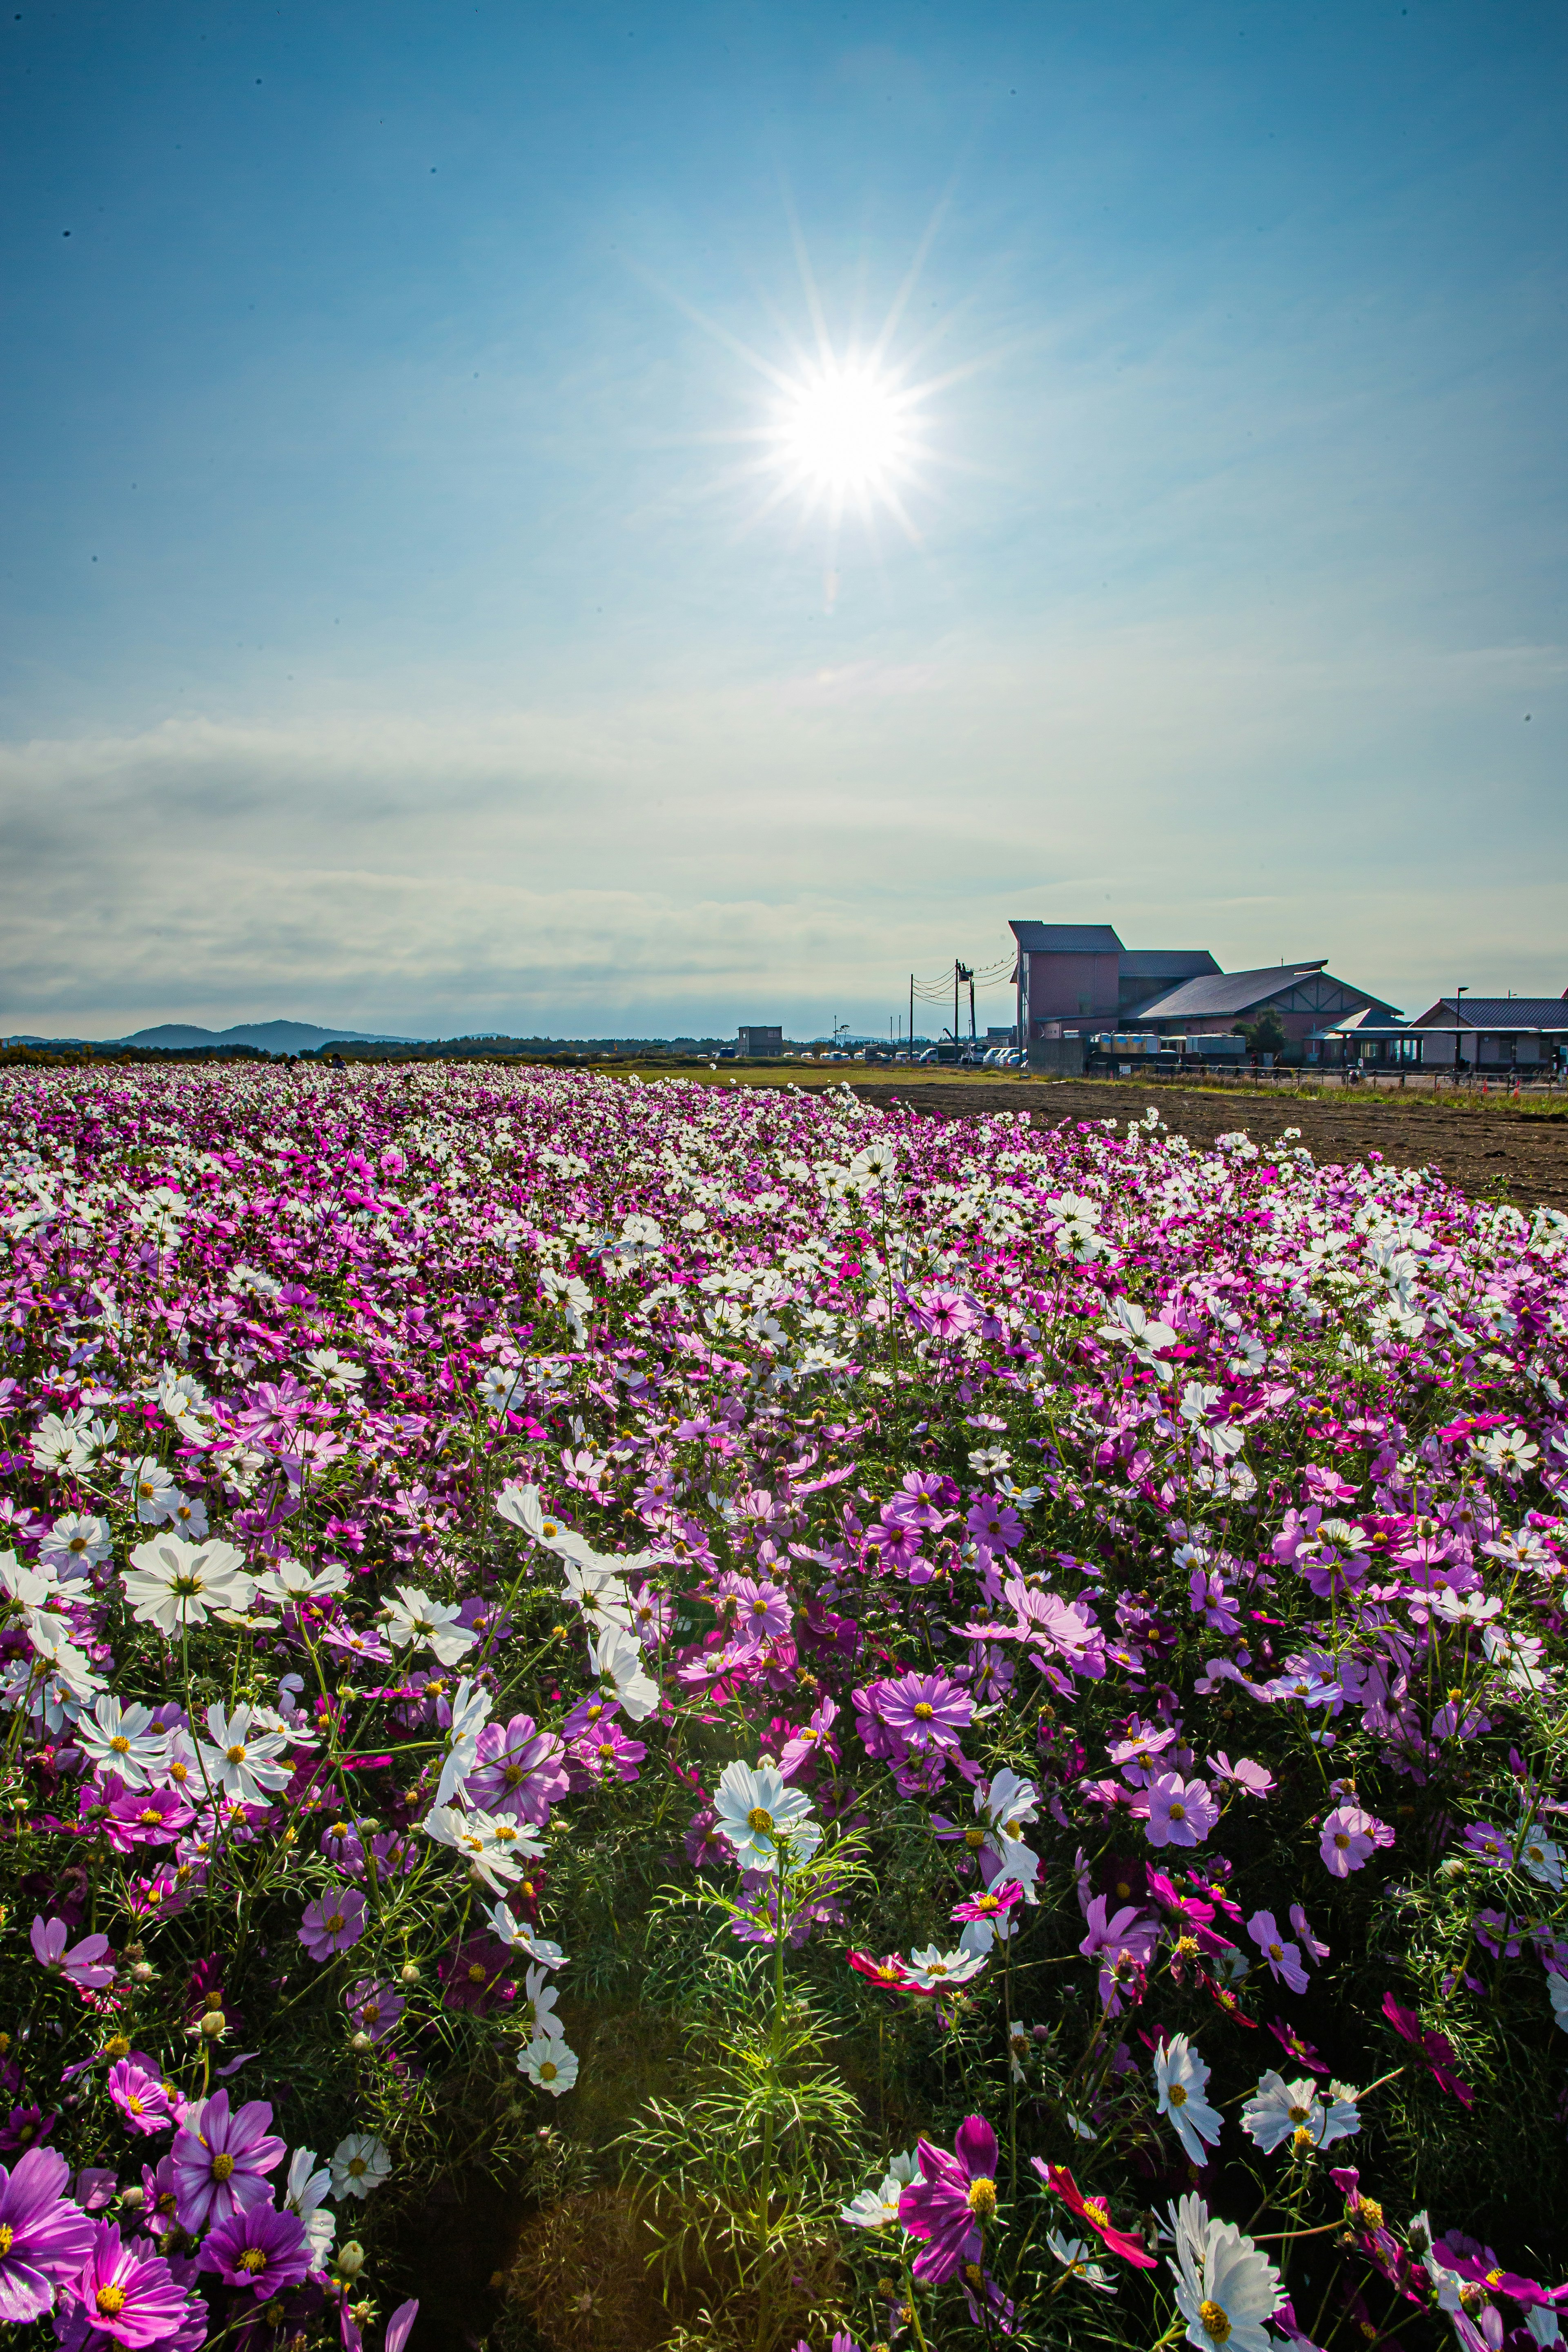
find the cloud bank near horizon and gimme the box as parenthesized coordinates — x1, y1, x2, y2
(5, 607, 1561, 1040)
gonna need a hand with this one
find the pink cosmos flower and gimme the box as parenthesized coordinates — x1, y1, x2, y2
(1289, 1903, 1329, 1961)
(197, 2200, 312, 2296)
(345, 1978, 405, 2042)
(0, 2147, 96, 2324)
(298, 1887, 368, 1961)
(965, 1497, 1024, 1550)
(29, 1916, 115, 1991)
(107, 2061, 176, 2138)
(72, 2224, 190, 2348)
(950, 1880, 1024, 1927)
(1319, 1804, 1393, 1877)
(1078, 1896, 1158, 2013)
(1142, 1773, 1218, 1849)
(729, 1576, 792, 1646)
(466, 1713, 569, 1825)
(898, 2114, 999, 2282)
(913, 1288, 980, 1341)
(1205, 1751, 1276, 1797)
(880, 1471, 958, 1531)
(571, 1724, 646, 1784)
(1246, 1911, 1310, 1994)
(875, 1672, 974, 1753)
(170, 2090, 285, 2231)
(103, 1785, 196, 1855)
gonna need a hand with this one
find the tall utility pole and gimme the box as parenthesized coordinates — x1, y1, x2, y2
(909, 973, 915, 1060)
(1454, 985, 1469, 1085)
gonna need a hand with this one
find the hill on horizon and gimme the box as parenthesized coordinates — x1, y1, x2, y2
(111, 1019, 414, 1051)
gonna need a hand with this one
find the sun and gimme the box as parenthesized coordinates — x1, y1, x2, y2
(771, 360, 920, 507)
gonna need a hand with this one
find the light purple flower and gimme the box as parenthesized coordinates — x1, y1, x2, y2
(1078, 1895, 1158, 2012)
(1142, 1773, 1218, 1849)
(1246, 1911, 1310, 1994)
(298, 1886, 368, 1962)
(898, 2114, 999, 2282)
(0, 2146, 96, 2323)
(1290, 1902, 1329, 1961)
(345, 1978, 405, 2042)
(467, 1713, 568, 1825)
(171, 2090, 285, 2231)
(196, 2200, 312, 2296)
(29, 1916, 116, 1991)
(1320, 1804, 1393, 1878)
(875, 1672, 974, 1753)
(71, 2223, 190, 2348)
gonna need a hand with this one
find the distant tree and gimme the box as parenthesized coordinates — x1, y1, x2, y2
(1234, 1005, 1288, 1057)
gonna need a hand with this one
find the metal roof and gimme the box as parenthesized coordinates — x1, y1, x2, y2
(1118, 948, 1221, 979)
(1413, 997, 1568, 1031)
(1007, 921, 1123, 954)
(1134, 962, 1337, 1019)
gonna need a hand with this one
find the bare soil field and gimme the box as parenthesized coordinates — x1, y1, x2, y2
(676, 1068, 1568, 1213)
(869, 1078, 1568, 1214)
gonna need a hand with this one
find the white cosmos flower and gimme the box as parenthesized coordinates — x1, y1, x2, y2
(494, 1483, 594, 1560)
(122, 1536, 255, 1634)
(432, 1677, 493, 1810)
(76, 1695, 169, 1790)
(903, 1943, 989, 1992)
(197, 1702, 296, 1804)
(1048, 2231, 1118, 2293)
(518, 2035, 579, 2096)
(589, 1623, 660, 1723)
(1240, 2071, 1359, 2154)
(712, 1760, 820, 1873)
(285, 2146, 336, 2261)
(121, 1457, 178, 1523)
(840, 2170, 906, 2230)
(39, 1515, 113, 1577)
(1155, 2035, 1224, 2167)
(523, 1963, 560, 2037)
(1167, 2193, 1283, 2352)
(483, 1904, 566, 1970)
(422, 1804, 541, 1891)
(1547, 1973, 1568, 2032)
(253, 1557, 350, 1605)
(382, 1584, 477, 1665)
(329, 2134, 391, 2201)
(561, 1560, 634, 1630)
(31, 1414, 92, 1475)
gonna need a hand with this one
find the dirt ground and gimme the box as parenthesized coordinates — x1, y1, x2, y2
(852, 1078, 1568, 1214)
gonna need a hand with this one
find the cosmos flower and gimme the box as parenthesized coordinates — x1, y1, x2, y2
(898, 2116, 999, 2283)
(517, 2037, 579, 2097)
(330, 2134, 392, 2200)
(1319, 1805, 1394, 1878)
(72, 2224, 191, 2348)
(712, 1761, 820, 1873)
(1154, 2035, 1224, 2167)
(1166, 2192, 1284, 2352)
(171, 2091, 285, 2231)
(29, 1915, 116, 1990)
(0, 2148, 96, 2323)
(197, 2200, 312, 2295)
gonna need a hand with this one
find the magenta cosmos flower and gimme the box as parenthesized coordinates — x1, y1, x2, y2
(0, 2147, 96, 2323)
(466, 1713, 568, 1825)
(298, 1886, 367, 1962)
(1319, 1804, 1393, 1878)
(73, 2223, 190, 2348)
(899, 2115, 1000, 2283)
(171, 2090, 285, 2231)
(197, 2201, 311, 2296)
(876, 1672, 974, 1753)
(29, 1916, 116, 1991)
(107, 2060, 176, 2138)
(1142, 1773, 1218, 1849)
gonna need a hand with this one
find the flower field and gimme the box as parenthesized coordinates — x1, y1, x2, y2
(1, 1063, 1566, 2352)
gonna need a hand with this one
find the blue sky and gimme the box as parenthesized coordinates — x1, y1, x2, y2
(2, 0, 1563, 1038)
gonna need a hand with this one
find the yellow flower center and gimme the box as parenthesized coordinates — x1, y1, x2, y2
(1269, 1944, 1283, 1961)
(967, 2178, 997, 2220)
(1288, 2103, 1310, 2123)
(1168, 1802, 1186, 1822)
(348, 2157, 367, 2178)
(503, 1764, 524, 1787)
(127, 2094, 144, 2114)
(747, 1806, 774, 1833)
(109, 1736, 131, 1754)
(912, 1702, 935, 1722)
(237, 2248, 269, 2274)
(1199, 2301, 1231, 2344)
(1167, 2084, 1187, 2107)
(96, 2287, 128, 2316)
(226, 1744, 247, 1765)
(211, 2153, 236, 2181)
(467, 1963, 487, 1984)
(0, 2225, 11, 2258)
(539, 2061, 557, 2082)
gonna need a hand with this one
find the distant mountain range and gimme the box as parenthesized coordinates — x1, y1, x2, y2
(6, 1020, 414, 1052)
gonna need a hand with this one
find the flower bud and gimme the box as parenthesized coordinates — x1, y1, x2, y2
(399, 1962, 420, 1985)
(350, 2031, 373, 2053)
(199, 2010, 227, 2039)
(336, 2243, 366, 2279)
